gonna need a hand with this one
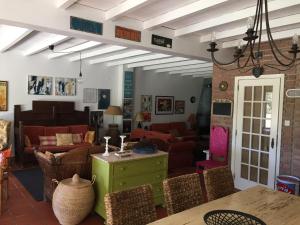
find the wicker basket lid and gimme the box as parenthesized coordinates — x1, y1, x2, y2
(60, 174, 92, 188)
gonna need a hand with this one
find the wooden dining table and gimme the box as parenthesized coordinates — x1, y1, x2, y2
(148, 186, 300, 225)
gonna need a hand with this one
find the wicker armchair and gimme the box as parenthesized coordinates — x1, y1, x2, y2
(203, 166, 235, 201)
(35, 145, 104, 201)
(163, 173, 204, 215)
(104, 184, 156, 225)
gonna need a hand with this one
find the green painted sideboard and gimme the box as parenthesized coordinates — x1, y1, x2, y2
(92, 151, 168, 218)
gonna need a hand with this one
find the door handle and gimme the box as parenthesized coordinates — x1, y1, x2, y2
(271, 138, 274, 149)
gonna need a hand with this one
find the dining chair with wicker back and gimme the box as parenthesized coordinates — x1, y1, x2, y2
(203, 166, 235, 201)
(104, 184, 157, 225)
(163, 173, 205, 215)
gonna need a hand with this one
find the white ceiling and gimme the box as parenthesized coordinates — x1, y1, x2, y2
(0, 24, 212, 78)
(72, 0, 300, 37)
(1, 0, 300, 79)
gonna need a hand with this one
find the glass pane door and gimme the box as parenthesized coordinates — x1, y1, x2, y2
(235, 78, 281, 190)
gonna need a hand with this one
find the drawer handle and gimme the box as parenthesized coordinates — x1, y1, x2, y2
(156, 161, 162, 165)
(120, 167, 126, 171)
(119, 182, 126, 186)
(156, 175, 162, 179)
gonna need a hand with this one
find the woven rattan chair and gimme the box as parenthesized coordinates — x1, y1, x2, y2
(163, 173, 205, 215)
(203, 166, 235, 201)
(104, 184, 157, 225)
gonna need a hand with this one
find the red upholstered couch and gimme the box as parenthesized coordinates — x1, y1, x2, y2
(150, 122, 198, 141)
(22, 125, 92, 154)
(130, 129, 198, 177)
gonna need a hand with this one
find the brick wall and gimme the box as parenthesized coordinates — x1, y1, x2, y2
(211, 38, 300, 176)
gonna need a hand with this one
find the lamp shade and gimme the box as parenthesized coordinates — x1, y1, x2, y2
(104, 106, 122, 116)
(135, 112, 144, 122)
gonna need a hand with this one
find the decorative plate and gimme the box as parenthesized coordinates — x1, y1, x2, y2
(219, 81, 228, 91)
(190, 96, 196, 103)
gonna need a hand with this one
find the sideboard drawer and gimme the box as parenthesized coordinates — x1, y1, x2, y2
(112, 171, 166, 191)
(113, 156, 167, 178)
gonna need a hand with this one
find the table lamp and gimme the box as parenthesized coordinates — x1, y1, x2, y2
(105, 106, 122, 125)
(104, 105, 123, 146)
(135, 112, 144, 128)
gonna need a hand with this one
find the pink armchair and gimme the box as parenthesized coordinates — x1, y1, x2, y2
(196, 126, 229, 174)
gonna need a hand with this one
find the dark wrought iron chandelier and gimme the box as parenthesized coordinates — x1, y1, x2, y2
(207, 0, 300, 78)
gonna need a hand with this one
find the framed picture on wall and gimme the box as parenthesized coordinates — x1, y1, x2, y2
(28, 75, 52, 95)
(0, 81, 8, 111)
(55, 78, 76, 96)
(175, 100, 185, 114)
(123, 99, 134, 119)
(98, 89, 110, 110)
(123, 120, 132, 133)
(141, 95, 152, 121)
(155, 96, 174, 115)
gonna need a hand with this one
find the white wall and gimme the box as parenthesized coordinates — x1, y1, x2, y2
(0, 51, 124, 145)
(134, 67, 203, 128)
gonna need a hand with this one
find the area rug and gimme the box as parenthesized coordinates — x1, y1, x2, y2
(12, 167, 44, 201)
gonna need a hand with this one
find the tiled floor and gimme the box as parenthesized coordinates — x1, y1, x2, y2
(0, 173, 167, 225)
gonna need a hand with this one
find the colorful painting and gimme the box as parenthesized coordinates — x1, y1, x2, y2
(55, 78, 76, 96)
(124, 71, 134, 98)
(0, 81, 8, 111)
(123, 120, 132, 133)
(175, 100, 185, 114)
(98, 89, 110, 110)
(141, 95, 152, 121)
(123, 99, 134, 119)
(155, 96, 174, 115)
(28, 75, 52, 95)
(83, 88, 97, 103)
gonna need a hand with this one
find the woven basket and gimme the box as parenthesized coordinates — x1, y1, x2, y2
(52, 174, 95, 225)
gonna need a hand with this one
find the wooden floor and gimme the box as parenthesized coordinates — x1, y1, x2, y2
(0, 174, 167, 225)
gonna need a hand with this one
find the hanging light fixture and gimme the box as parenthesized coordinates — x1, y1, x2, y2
(207, 0, 300, 78)
(49, 44, 85, 83)
(77, 51, 84, 83)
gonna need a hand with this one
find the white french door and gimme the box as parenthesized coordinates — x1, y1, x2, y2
(232, 75, 283, 190)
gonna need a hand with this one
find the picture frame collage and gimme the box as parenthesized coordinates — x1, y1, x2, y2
(155, 96, 185, 115)
(28, 75, 76, 96)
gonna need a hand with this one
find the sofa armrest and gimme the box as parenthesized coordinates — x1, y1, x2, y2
(203, 150, 210, 160)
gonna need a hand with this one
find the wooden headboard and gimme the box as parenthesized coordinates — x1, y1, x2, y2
(14, 101, 90, 128)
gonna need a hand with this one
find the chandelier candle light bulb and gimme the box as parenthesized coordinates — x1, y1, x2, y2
(247, 17, 254, 29)
(211, 32, 217, 43)
(293, 34, 299, 45)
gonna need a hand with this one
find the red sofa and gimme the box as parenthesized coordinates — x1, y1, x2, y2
(150, 122, 198, 141)
(22, 125, 92, 154)
(130, 129, 198, 177)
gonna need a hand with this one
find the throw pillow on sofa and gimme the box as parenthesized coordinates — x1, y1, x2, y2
(72, 133, 83, 144)
(25, 135, 32, 147)
(39, 136, 57, 146)
(84, 131, 95, 144)
(169, 129, 180, 137)
(56, 133, 74, 146)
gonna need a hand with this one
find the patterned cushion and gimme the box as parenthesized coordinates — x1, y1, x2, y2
(25, 135, 32, 147)
(56, 133, 74, 146)
(0, 120, 11, 150)
(72, 133, 83, 144)
(39, 136, 57, 146)
(84, 131, 95, 144)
